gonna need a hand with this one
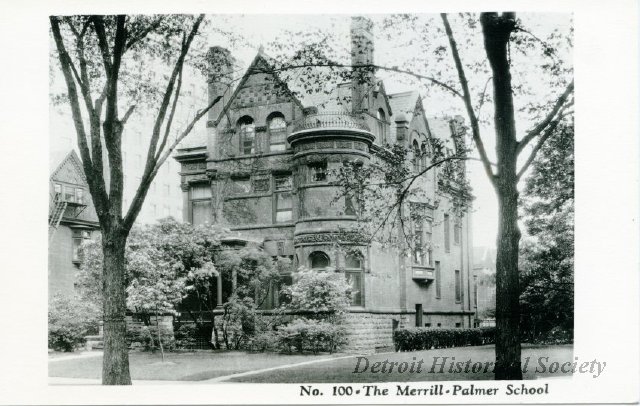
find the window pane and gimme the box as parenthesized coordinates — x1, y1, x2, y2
(72, 238, 81, 262)
(64, 186, 75, 202)
(345, 254, 362, 269)
(190, 184, 211, 199)
(444, 214, 450, 252)
(75, 188, 83, 204)
(276, 210, 292, 223)
(435, 261, 441, 298)
(192, 200, 212, 225)
(310, 251, 329, 269)
(269, 116, 287, 150)
(274, 175, 292, 191)
(309, 162, 327, 182)
(346, 271, 363, 306)
(230, 179, 250, 194)
(455, 269, 461, 302)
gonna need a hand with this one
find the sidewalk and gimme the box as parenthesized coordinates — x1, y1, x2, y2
(48, 351, 103, 363)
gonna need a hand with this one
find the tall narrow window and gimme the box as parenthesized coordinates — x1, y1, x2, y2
(425, 220, 433, 266)
(309, 251, 330, 270)
(420, 143, 428, 170)
(376, 109, 386, 143)
(274, 174, 293, 223)
(455, 269, 462, 302)
(75, 188, 84, 204)
(412, 140, 420, 172)
(413, 221, 424, 265)
(268, 114, 287, 152)
(238, 116, 255, 155)
(435, 261, 441, 299)
(444, 214, 450, 253)
(190, 184, 212, 226)
(345, 253, 364, 306)
(454, 217, 461, 245)
(54, 183, 62, 197)
(473, 275, 478, 307)
(72, 229, 91, 263)
(275, 192, 293, 223)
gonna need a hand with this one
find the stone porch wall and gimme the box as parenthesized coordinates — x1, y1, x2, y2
(342, 312, 412, 353)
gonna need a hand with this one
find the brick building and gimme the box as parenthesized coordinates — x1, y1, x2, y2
(175, 17, 476, 351)
(48, 150, 99, 297)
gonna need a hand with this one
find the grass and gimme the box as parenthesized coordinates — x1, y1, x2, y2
(229, 344, 574, 383)
(49, 344, 573, 383)
(49, 350, 341, 381)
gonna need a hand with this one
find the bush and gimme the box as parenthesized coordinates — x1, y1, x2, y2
(127, 326, 175, 352)
(282, 268, 351, 320)
(48, 295, 100, 352)
(277, 318, 347, 354)
(393, 327, 495, 352)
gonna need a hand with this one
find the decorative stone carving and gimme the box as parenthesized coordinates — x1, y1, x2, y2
(294, 231, 369, 246)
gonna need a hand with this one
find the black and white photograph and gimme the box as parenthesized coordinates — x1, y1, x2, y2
(0, 0, 638, 404)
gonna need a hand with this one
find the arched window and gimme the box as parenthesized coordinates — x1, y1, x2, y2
(412, 139, 420, 172)
(376, 109, 386, 143)
(238, 116, 255, 155)
(420, 143, 428, 170)
(345, 252, 364, 306)
(268, 113, 287, 152)
(309, 251, 330, 270)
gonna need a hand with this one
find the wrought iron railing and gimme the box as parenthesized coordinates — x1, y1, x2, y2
(292, 111, 370, 133)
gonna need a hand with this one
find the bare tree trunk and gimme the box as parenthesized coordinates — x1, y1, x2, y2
(481, 12, 523, 380)
(101, 231, 131, 385)
(155, 307, 165, 362)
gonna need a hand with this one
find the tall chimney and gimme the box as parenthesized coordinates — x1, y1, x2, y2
(207, 46, 234, 124)
(350, 16, 375, 114)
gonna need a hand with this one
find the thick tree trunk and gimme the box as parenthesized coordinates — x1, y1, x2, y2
(101, 231, 132, 385)
(480, 12, 523, 380)
(494, 180, 522, 380)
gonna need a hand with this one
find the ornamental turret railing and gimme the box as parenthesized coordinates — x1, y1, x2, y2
(292, 110, 370, 133)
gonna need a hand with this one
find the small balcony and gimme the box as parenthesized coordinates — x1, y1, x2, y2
(292, 110, 370, 133)
(412, 265, 435, 282)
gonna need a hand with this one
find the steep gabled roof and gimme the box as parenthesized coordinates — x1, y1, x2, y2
(388, 90, 420, 122)
(50, 149, 87, 185)
(212, 51, 306, 127)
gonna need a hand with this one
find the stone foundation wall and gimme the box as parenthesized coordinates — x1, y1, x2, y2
(343, 312, 412, 353)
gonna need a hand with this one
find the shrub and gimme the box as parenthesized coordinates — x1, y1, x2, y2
(393, 327, 495, 352)
(127, 326, 175, 352)
(282, 268, 351, 320)
(277, 318, 347, 354)
(48, 295, 100, 352)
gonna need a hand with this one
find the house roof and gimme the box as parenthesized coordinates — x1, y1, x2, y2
(388, 90, 420, 123)
(50, 149, 86, 183)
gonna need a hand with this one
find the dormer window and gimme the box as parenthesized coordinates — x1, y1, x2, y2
(238, 116, 255, 155)
(268, 113, 287, 152)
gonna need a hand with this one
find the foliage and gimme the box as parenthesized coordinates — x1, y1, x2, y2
(48, 295, 100, 352)
(127, 326, 176, 352)
(281, 267, 351, 320)
(332, 142, 472, 249)
(520, 120, 574, 343)
(393, 327, 496, 352)
(277, 318, 347, 354)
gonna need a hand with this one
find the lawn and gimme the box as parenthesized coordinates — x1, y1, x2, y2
(50, 344, 573, 383)
(229, 344, 574, 383)
(49, 350, 342, 381)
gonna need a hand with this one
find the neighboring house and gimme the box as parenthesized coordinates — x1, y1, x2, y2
(473, 246, 496, 326)
(48, 150, 100, 297)
(175, 17, 476, 351)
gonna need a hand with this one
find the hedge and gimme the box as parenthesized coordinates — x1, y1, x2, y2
(393, 327, 495, 352)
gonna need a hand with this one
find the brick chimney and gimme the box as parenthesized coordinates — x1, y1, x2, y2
(350, 16, 375, 114)
(207, 46, 234, 125)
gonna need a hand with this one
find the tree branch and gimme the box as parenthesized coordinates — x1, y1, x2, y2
(441, 13, 497, 186)
(516, 80, 574, 154)
(50, 16, 109, 222)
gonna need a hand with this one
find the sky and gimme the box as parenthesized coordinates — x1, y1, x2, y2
(201, 13, 573, 249)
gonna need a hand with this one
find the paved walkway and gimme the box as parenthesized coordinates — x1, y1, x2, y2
(48, 351, 103, 363)
(203, 353, 358, 383)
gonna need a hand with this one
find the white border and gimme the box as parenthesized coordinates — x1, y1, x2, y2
(0, 0, 637, 404)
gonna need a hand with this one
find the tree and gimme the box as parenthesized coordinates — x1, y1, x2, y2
(50, 15, 223, 384)
(520, 120, 574, 342)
